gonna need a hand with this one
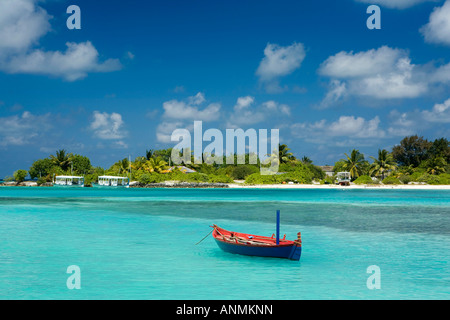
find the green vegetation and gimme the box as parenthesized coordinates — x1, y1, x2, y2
(13, 170, 28, 183)
(278, 144, 296, 164)
(342, 136, 449, 185)
(392, 135, 431, 167)
(4, 135, 450, 186)
(245, 170, 313, 185)
(50, 149, 73, 172)
(369, 149, 397, 180)
(382, 176, 402, 185)
(340, 149, 366, 180)
(353, 175, 375, 185)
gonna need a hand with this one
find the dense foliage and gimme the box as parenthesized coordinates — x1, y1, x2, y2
(353, 175, 375, 185)
(13, 170, 28, 183)
(6, 135, 450, 185)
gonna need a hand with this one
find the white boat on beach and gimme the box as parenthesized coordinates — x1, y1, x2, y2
(54, 175, 85, 187)
(336, 172, 351, 186)
(96, 176, 130, 188)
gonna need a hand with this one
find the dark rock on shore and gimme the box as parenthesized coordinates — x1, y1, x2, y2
(0, 181, 53, 187)
(0, 181, 18, 186)
(0, 181, 228, 188)
(130, 182, 229, 188)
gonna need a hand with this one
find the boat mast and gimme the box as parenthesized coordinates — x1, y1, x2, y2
(129, 155, 131, 184)
(276, 210, 280, 245)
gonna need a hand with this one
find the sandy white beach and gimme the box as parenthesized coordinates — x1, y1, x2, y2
(227, 183, 450, 190)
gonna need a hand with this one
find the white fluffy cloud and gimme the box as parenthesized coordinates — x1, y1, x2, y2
(385, 97, 450, 137)
(0, 111, 51, 147)
(157, 93, 221, 143)
(234, 96, 255, 112)
(351, 58, 427, 99)
(156, 93, 292, 143)
(156, 121, 189, 144)
(318, 80, 347, 109)
(226, 97, 291, 128)
(256, 42, 306, 80)
(330, 116, 385, 138)
(319, 46, 404, 78)
(430, 62, 450, 83)
(0, 0, 51, 52)
(355, 0, 438, 9)
(318, 46, 433, 106)
(162, 93, 221, 121)
(422, 98, 450, 122)
(227, 96, 263, 127)
(420, 0, 450, 46)
(256, 42, 306, 93)
(382, 95, 450, 142)
(0, 0, 121, 81)
(3, 41, 121, 81)
(263, 100, 291, 116)
(387, 110, 418, 136)
(291, 115, 385, 144)
(90, 111, 127, 142)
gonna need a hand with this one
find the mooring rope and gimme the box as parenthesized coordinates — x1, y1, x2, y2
(195, 229, 214, 245)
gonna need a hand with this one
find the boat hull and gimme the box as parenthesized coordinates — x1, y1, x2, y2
(214, 238, 302, 260)
(212, 225, 302, 261)
(91, 183, 129, 188)
(52, 184, 84, 188)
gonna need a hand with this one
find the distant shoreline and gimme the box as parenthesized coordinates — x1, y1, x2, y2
(227, 183, 450, 190)
(1, 181, 450, 190)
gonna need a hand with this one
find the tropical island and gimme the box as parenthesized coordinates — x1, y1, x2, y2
(2, 135, 450, 188)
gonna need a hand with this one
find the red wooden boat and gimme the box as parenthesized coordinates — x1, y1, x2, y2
(211, 224, 302, 261)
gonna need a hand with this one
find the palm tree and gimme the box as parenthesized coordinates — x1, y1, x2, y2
(426, 156, 447, 175)
(145, 149, 154, 160)
(131, 156, 146, 171)
(50, 149, 73, 172)
(142, 157, 168, 173)
(279, 144, 296, 164)
(117, 158, 130, 175)
(260, 149, 280, 175)
(341, 149, 365, 180)
(369, 149, 397, 180)
(301, 156, 313, 164)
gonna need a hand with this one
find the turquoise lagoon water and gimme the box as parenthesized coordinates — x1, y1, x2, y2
(0, 187, 449, 300)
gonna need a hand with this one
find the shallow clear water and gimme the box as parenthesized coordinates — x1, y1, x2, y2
(0, 187, 449, 299)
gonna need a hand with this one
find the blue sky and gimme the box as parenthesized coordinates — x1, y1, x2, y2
(1, 0, 450, 177)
